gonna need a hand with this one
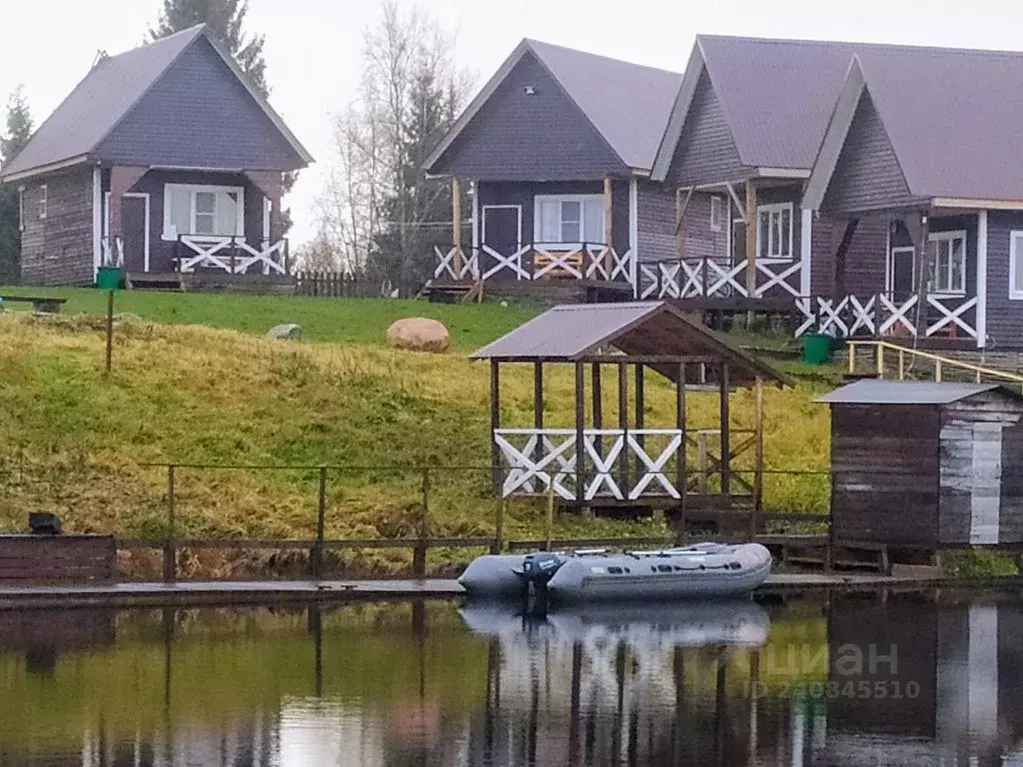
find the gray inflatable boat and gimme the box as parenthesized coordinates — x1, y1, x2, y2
(459, 541, 772, 603)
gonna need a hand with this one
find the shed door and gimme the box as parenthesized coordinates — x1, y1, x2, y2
(122, 196, 150, 273)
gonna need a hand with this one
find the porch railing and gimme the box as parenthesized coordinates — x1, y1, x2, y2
(433, 243, 636, 288)
(100, 236, 124, 268)
(174, 235, 290, 275)
(794, 293, 979, 341)
(638, 257, 802, 301)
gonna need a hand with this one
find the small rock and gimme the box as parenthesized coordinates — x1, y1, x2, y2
(267, 323, 301, 340)
(387, 318, 451, 353)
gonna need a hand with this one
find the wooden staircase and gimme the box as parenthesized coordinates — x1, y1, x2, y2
(420, 279, 483, 304)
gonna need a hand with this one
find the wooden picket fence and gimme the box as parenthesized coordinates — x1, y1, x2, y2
(295, 271, 387, 298)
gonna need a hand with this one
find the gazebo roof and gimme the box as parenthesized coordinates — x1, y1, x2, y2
(471, 302, 787, 386)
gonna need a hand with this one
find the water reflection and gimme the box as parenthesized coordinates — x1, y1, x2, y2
(1, 593, 1023, 765)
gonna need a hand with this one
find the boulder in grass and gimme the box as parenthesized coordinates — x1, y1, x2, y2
(267, 323, 301, 340)
(387, 318, 451, 353)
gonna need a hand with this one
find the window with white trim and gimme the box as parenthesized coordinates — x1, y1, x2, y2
(38, 185, 47, 220)
(162, 184, 244, 240)
(534, 195, 605, 245)
(927, 230, 966, 295)
(1009, 231, 1023, 300)
(757, 202, 793, 259)
(709, 195, 725, 233)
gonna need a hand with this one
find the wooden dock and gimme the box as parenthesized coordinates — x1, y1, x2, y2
(0, 570, 1009, 611)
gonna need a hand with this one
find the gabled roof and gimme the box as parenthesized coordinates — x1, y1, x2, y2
(652, 35, 857, 180)
(805, 46, 1023, 209)
(470, 301, 787, 387)
(2, 25, 312, 182)
(817, 380, 1022, 405)
(425, 39, 682, 174)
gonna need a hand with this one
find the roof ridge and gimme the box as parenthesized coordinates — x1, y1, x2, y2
(524, 38, 681, 77)
(696, 33, 1023, 60)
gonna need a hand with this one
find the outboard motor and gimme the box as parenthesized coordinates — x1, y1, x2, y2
(521, 552, 565, 590)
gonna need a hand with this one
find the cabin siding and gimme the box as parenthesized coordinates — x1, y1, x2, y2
(984, 211, 1023, 349)
(664, 69, 752, 187)
(478, 180, 630, 256)
(19, 169, 95, 286)
(681, 191, 730, 262)
(821, 91, 926, 216)
(636, 180, 676, 263)
(432, 53, 627, 181)
(95, 37, 303, 172)
(129, 169, 267, 273)
(830, 404, 940, 546)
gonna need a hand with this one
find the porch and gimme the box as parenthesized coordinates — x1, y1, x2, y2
(638, 255, 803, 302)
(433, 242, 635, 286)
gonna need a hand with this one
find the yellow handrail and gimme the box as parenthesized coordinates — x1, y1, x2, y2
(847, 340, 1023, 389)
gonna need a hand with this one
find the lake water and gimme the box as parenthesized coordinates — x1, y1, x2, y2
(0, 590, 1020, 766)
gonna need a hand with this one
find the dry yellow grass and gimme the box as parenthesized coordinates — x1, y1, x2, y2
(0, 312, 833, 573)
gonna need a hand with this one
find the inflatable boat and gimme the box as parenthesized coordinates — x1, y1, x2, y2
(458, 542, 772, 603)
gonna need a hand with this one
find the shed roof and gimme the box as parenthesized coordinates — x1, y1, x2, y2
(1, 25, 312, 181)
(817, 380, 1023, 405)
(424, 39, 682, 174)
(470, 302, 786, 386)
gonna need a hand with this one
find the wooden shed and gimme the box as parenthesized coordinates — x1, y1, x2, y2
(819, 381, 1023, 549)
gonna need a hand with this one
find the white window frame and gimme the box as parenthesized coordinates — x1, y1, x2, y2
(757, 202, 794, 260)
(886, 245, 916, 295)
(709, 195, 725, 233)
(533, 194, 605, 247)
(927, 229, 967, 297)
(1009, 231, 1023, 300)
(161, 183, 245, 241)
(38, 184, 47, 220)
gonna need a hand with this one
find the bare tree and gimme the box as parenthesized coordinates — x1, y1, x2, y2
(316, 0, 474, 290)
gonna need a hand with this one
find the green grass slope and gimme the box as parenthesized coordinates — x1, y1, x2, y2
(0, 289, 833, 575)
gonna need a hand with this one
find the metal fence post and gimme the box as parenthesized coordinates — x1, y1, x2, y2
(164, 465, 176, 582)
(312, 466, 327, 579)
(413, 468, 430, 578)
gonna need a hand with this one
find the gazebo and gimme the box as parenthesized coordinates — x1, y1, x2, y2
(471, 302, 787, 519)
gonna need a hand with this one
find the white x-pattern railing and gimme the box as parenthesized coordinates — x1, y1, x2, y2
(795, 293, 979, 340)
(638, 258, 802, 300)
(177, 235, 289, 275)
(433, 244, 636, 288)
(495, 428, 683, 501)
(101, 236, 124, 268)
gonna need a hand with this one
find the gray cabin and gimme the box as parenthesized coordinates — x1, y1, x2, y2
(819, 380, 1023, 549)
(0, 25, 312, 287)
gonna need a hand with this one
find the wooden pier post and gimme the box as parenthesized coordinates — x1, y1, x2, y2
(492, 498, 505, 555)
(676, 361, 687, 542)
(575, 362, 586, 504)
(164, 465, 177, 582)
(618, 362, 629, 497)
(720, 363, 731, 496)
(313, 466, 327, 579)
(413, 468, 430, 578)
(752, 377, 764, 538)
(490, 360, 501, 497)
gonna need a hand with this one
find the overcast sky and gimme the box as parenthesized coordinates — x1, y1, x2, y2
(1, 0, 1020, 245)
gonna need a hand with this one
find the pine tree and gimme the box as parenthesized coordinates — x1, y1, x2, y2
(0, 87, 34, 284)
(149, 0, 296, 232)
(150, 0, 268, 98)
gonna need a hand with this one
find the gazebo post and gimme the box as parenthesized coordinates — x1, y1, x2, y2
(676, 361, 687, 540)
(592, 363, 603, 461)
(618, 362, 629, 497)
(634, 363, 646, 484)
(533, 362, 544, 467)
(490, 359, 501, 497)
(575, 362, 586, 504)
(753, 376, 764, 536)
(719, 362, 731, 496)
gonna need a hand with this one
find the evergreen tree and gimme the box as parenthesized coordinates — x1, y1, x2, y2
(150, 0, 297, 234)
(150, 0, 268, 98)
(0, 87, 34, 284)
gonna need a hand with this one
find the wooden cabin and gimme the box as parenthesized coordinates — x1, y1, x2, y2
(470, 301, 786, 519)
(819, 380, 1023, 549)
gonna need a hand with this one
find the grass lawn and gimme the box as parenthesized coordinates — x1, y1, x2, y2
(0, 287, 845, 576)
(0, 285, 538, 349)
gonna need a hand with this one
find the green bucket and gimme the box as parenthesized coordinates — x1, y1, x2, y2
(803, 333, 833, 365)
(96, 266, 121, 291)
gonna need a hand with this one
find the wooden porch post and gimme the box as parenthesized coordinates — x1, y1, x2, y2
(452, 178, 463, 276)
(490, 360, 501, 497)
(745, 181, 758, 297)
(914, 212, 931, 339)
(719, 363, 731, 496)
(575, 362, 586, 504)
(603, 177, 613, 274)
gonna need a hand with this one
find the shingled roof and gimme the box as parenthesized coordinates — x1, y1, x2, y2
(424, 39, 682, 174)
(806, 45, 1023, 207)
(1, 25, 312, 181)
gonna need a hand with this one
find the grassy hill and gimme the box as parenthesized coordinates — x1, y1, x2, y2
(0, 288, 833, 576)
